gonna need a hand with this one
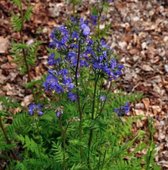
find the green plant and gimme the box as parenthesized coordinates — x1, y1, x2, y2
(11, 0, 41, 81)
(0, 1, 161, 170)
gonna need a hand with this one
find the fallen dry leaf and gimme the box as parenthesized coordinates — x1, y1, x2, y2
(142, 98, 150, 110)
(0, 36, 10, 53)
(21, 94, 33, 107)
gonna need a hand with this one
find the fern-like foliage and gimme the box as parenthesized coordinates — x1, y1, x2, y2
(11, 0, 21, 8)
(10, 0, 39, 78)
(11, 14, 22, 32)
(24, 6, 32, 21)
(11, 41, 41, 74)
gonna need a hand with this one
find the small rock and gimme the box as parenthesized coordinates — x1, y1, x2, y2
(42, 27, 48, 33)
(27, 39, 34, 45)
(118, 41, 127, 49)
(0, 70, 7, 84)
(163, 36, 168, 43)
(141, 42, 148, 49)
(153, 83, 163, 95)
(135, 103, 144, 109)
(48, 3, 64, 17)
(0, 103, 3, 111)
(1, 63, 17, 69)
(132, 16, 140, 22)
(164, 64, 168, 73)
(133, 55, 139, 62)
(141, 64, 153, 71)
(9, 72, 18, 81)
(0, 37, 10, 53)
(21, 95, 33, 107)
(142, 98, 150, 109)
(152, 105, 162, 114)
(136, 120, 144, 128)
(100, 24, 105, 30)
(133, 109, 145, 116)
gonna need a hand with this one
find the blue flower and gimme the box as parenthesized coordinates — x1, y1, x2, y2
(100, 38, 110, 49)
(83, 45, 95, 59)
(86, 38, 94, 46)
(59, 69, 68, 76)
(80, 59, 89, 67)
(92, 49, 124, 80)
(48, 53, 56, 65)
(67, 51, 77, 66)
(90, 15, 98, 25)
(56, 111, 62, 118)
(70, 17, 78, 24)
(100, 95, 106, 102)
(80, 18, 90, 36)
(108, 60, 124, 80)
(70, 42, 78, 49)
(92, 52, 107, 70)
(68, 92, 77, 102)
(43, 72, 64, 94)
(81, 24, 90, 36)
(62, 76, 74, 91)
(71, 31, 79, 40)
(43, 69, 75, 94)
(50, 26, 69, 49)
(114, 103, 130, 116)
(28, 103, 43, 116)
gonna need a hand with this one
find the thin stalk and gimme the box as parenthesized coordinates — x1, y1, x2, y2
(75, 38, 83, 159)
(146, 118, 154, 170)
(95, 81, 112, 120)
(20, 2, 31, 82)
(87, 74, 99, 169)
(101, 150, 107, 169)
(91, 74, 99, 120)
(97, 151, 101, 170)
(0, 117, 18, 160)
(58, 118, 67, 170)
(72, 4, 75, 15)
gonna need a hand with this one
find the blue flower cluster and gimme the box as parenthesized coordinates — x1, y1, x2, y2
(100, 95, 106, 102)
(114, 103, 130, 116)
(92, 53, 123, 80)
(44, 17, 124, 101)
(90, 15, 98, 25)
(80, 18, 90, 36)
(43, 69, 74, 94)
(49, 26, 69, 49)
(85, 38, 124, 80)
(56, 110, 63, 118)
(28, 103, 43, 116)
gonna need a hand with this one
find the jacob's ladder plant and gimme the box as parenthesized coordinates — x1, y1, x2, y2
(0, 1, 160, 169)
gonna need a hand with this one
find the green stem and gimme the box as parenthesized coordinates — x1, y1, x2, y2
(91, 74, 99, 120)
(0, 117, 18, 160)
(20, 1, 31, 82)
(146, 118, 154, 170)
(58, 118, 67, 170)
(75, 38, 83, 159)
(87, 74, 99, 169)
(95, 81, 112, 120)
(101, 150, 107, 169)
(97, 151, 101, 170)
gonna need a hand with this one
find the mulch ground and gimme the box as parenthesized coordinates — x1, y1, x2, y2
(0, 0, 168, 169)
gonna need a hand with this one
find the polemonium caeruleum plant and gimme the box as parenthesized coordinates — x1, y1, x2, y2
(25, 17, 152, 169)
(0, 1, 160, 170)
(42, 18, 126, 168)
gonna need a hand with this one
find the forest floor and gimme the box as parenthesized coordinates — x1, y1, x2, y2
(0, 0, 168, 169)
